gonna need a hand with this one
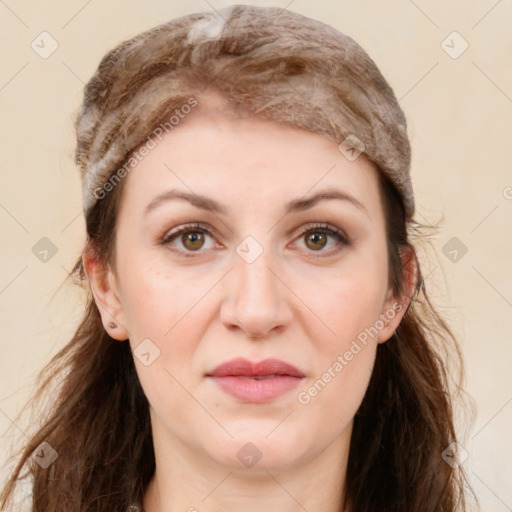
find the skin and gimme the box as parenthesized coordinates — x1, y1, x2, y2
(84, 97, 415, 512)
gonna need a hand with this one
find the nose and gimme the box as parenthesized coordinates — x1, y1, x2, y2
(220, 245, 293, 339)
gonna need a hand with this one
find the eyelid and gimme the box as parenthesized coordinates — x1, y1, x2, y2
(293, 222, 350, 246)
(160, 222, 218, 252)
(162, 222, 214, 240)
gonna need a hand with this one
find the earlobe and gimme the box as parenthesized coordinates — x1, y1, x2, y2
(376, 299, 406, 344)
(377, 246, 418, 344)
(82, 247, 129, 341)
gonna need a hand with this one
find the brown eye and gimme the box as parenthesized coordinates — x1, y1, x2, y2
(304, 232, 328, 251)
(296, 224, 350, 256)
(161, 223, 216, 256)
(181, 231, 205, 251)
(161, 222, 349, 259)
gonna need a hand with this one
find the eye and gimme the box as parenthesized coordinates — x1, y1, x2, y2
(160, 223, 216, 256)
(293, 223, 350, 255)
(160, 222, 350, 258)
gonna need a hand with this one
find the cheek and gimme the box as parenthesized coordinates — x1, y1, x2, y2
(293, 249, 387, 407)
(328, 277, 386, 343)
(306, 277, 381, 395)
(116, 243, 212, 346)
(297, 340, 376, 443)
(116, 243, 200, 339)
(120, 266, 208, 423)
(295, 269, 384, 428)
(115, 258, 208, 418)
(293, 252, 389, 347)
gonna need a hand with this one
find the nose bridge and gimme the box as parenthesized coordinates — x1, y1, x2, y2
(221, 235, 292, 338)
(237, 244, 277, 301)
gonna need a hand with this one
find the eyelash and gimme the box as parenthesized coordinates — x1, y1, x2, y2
(160, 222, 350, 258)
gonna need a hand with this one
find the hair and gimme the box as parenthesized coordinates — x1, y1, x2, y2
(1, 5, 475, 512)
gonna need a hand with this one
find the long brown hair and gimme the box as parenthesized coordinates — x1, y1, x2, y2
(1, 5, 475, 511)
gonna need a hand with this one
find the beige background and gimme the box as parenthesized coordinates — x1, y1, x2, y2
(1, 1, 511, 510)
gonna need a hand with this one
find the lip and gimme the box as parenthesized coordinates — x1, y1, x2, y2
(206, 357, 305, 403)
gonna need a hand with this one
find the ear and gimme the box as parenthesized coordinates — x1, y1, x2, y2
(377, 246, 418, 344)
(82, 246, 129, 341)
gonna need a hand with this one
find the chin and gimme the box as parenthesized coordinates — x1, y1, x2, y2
(205, 429, 307, 472)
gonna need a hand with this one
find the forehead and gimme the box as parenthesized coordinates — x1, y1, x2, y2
(117, 112, 381, 219)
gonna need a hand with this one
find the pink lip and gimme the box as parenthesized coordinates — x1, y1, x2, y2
(206, 357, 305, 403)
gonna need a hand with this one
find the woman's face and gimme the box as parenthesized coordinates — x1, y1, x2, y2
(89, 104, 407, 474)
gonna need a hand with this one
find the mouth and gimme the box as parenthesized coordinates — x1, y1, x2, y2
(206, 358, 305, 403)
(236, 374, 281, 380)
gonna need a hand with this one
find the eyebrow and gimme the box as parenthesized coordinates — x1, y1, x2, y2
(144, 187, 368, 217)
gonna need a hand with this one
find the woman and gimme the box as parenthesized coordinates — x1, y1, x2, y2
(0, 5, 473, 511)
